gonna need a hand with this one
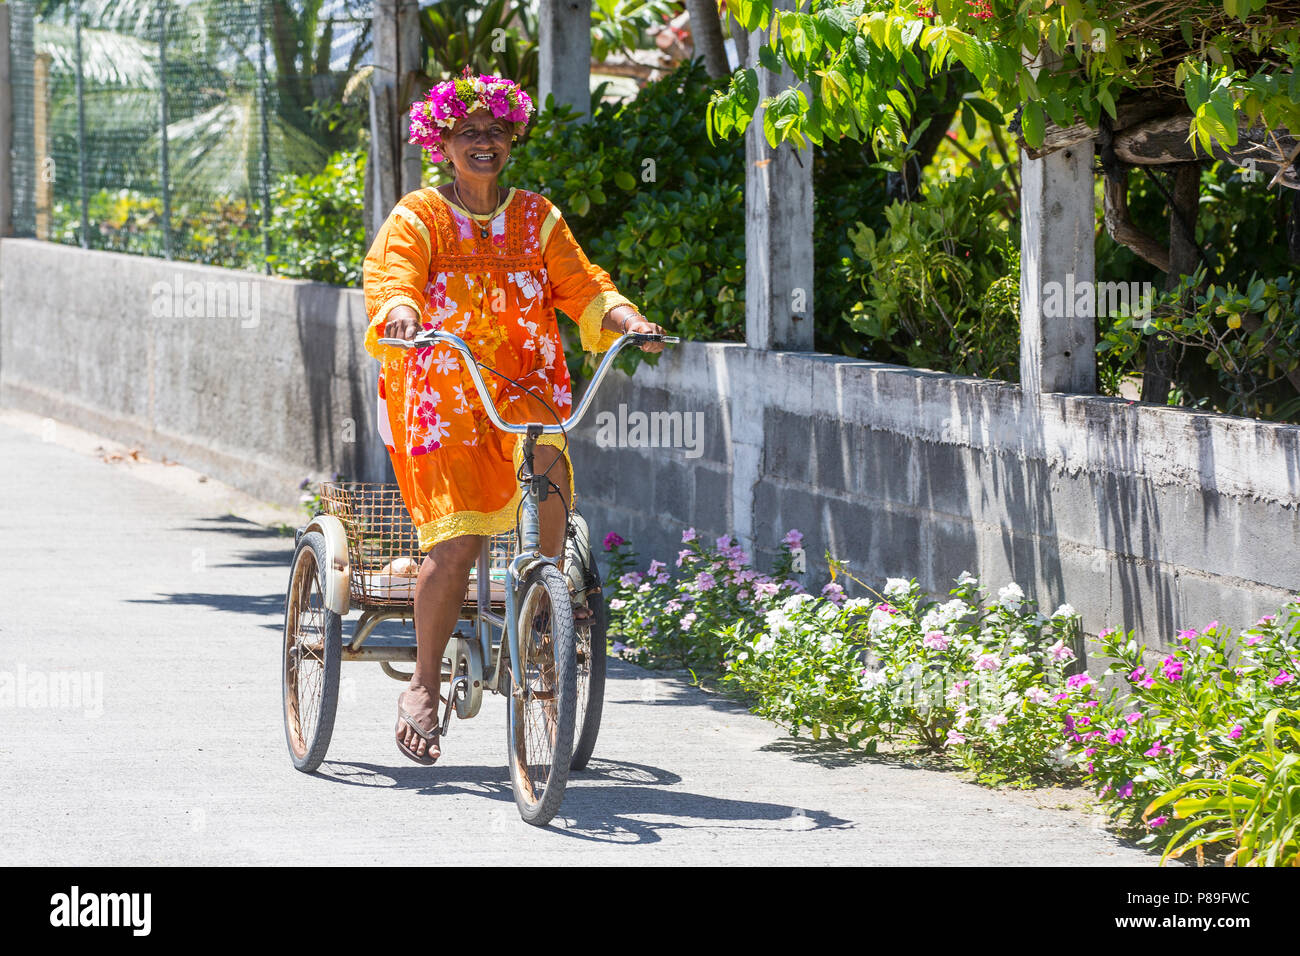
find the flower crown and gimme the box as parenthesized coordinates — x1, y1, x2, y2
(408, 66, 535, 164)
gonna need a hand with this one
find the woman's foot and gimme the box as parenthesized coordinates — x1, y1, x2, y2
(396, 683, 442, 763)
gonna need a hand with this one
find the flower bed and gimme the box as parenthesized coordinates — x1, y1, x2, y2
(604, 528, 1300, 865)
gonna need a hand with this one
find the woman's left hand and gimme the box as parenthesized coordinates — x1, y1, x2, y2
(626, 315, 668, 353)
(606, 306, 668, 353)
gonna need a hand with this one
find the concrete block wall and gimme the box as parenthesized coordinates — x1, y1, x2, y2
(567, 342, 1300, 649)
(0, 239, 389, 506)
(3, 240, 1296, 648)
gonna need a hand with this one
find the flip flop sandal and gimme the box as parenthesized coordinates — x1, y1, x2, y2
(396, 701, 441, 766)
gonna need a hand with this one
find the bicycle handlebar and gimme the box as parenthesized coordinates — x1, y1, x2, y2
(375, 329, 681, 435)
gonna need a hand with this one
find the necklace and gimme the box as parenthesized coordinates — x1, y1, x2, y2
(452, 180, 501, 238)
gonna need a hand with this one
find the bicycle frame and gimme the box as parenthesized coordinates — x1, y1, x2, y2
(377, 328, 678, 699)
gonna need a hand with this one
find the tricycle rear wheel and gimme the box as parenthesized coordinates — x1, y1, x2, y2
(282, 531, 342, 772)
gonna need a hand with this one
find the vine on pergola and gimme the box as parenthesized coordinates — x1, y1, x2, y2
(708, 0, 1300, 405)
(709, 1, 1300, 171)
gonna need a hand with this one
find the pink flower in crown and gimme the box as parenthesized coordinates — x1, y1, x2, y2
(408, 67, 534, 163)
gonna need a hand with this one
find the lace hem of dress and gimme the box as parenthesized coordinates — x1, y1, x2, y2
(415, 433, 577, 552)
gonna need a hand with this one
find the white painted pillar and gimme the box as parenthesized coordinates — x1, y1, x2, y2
(397, 0, 422, 195)
(1019, 142, 1096, 394)
(743, 0, 814, 351)
(367, 0, 420, 247)
(1019, 47, 1096, 395)
(539, 0, 592, 121)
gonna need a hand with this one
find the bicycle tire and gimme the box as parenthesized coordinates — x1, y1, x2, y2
(571, 587, 607, 772)
(282, 531, 342, 773)
(506, 563, 577, 826)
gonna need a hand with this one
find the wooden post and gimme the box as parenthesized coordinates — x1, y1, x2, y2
(33, 51, 50, 241)
(538, 0, 591, 120)
(743, 0, 813, 351)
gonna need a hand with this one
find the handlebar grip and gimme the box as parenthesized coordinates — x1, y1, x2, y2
(627, 333, 681, 345)
(377, 336, 420, 348)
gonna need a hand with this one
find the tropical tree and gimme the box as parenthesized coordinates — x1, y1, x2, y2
(707, 0, 1300, 408)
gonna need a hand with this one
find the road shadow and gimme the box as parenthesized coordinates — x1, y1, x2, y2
(602, 658, 754, 716)
(313, 756, 852, 844)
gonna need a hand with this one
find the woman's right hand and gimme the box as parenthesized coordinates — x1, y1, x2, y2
(384, 304, 421, 341)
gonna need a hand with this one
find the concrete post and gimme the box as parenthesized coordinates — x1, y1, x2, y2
(538, 0, 591, 120)
(0, 4, 12, 239)
(397, 0, 422, 195)
(743, 0, 813, 352)
(368, 0, 426, 245)
(1019, 48, 1096, 395)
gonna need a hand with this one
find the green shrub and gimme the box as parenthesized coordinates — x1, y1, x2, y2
(268, 148, 367, 286)
(603, 528, 804, 677)
(841, 147, 1020, 380)
(52, 189, 261, 269)
(1076, 606, 1300, 845)
(1144, 707, 1300, 866)
(509, 60, 747, 372)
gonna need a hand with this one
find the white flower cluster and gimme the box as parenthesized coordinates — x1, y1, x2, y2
(782, 593, 816, 612)
(867, 606, 898, 637)
(996, 582, 1025, 610)
(883, 578, 912, 600)
(860, 668, 887, 690)
(920, 598, 969, 633)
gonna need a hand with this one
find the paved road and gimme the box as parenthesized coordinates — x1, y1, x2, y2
(0, 408, 1157, 865)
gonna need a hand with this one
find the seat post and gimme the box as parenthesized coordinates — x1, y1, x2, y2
(476, 537, 491, 613)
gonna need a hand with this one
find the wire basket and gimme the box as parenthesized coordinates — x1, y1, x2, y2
(317, 481, 514, 608)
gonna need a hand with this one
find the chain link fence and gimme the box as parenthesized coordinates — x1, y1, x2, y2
(7, 0, 373, 272)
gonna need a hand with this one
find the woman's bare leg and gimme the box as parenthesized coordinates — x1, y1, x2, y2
(533, 445, 571, 563)
(397, 533, 483, 760)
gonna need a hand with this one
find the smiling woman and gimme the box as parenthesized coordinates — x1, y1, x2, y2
(362, 67, 669, 767)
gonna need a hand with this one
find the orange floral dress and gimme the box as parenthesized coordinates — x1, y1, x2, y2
(362, 186, 636, 553)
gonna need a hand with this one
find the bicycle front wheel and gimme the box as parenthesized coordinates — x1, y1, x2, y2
(506, 563, 577, 826)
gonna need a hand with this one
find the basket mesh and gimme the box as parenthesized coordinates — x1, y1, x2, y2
(318, 481, 514, 608)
